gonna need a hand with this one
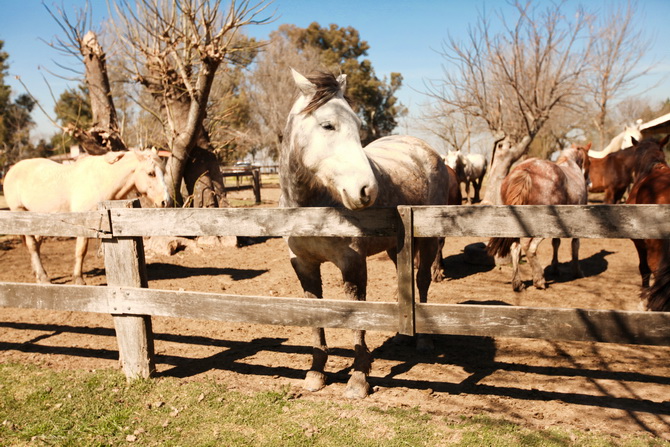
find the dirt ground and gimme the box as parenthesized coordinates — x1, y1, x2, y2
(0, 185, 669, 441)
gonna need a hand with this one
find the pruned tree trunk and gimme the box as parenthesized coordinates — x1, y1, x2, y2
(482, 135, 532, 205)
(75, 31, 126, 154)
(184, 146, 228, 208)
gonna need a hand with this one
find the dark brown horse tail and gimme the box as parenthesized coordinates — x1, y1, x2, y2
(486, 237, 519, 258)
(642, 241, 670, 311)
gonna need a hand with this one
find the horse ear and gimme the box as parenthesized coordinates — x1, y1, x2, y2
(104, 151, 126, 164)
(660, 134, 670, 148)
(291, 68, 315, 96)
(585, 142, 592, 150)
(631, 137, 639, 146)
(337, 73, 347, 93)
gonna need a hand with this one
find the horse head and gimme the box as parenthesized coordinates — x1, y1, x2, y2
(282, 69, 378, 210)
(108, 149, 171, 208)
(630, 135, 670, 180)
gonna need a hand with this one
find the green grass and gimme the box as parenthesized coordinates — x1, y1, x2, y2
(0, 363, 666, 447)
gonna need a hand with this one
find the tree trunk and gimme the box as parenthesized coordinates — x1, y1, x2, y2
(482, 135, 532, 205)
(78, 31, 126, 154)
(183, 146, 228, 208)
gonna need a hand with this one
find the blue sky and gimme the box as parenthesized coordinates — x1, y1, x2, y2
(2, 0, 670, 145)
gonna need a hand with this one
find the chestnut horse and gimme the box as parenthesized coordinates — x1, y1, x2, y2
(588, 144, 636, 204)
(281, 69, 450, 398)
(487, 144, 591, 291)
(3, 150, 171, 285)
(625, 135, 670, 311)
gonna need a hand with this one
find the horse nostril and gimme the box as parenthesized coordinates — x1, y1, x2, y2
(360, 186, 371, 204)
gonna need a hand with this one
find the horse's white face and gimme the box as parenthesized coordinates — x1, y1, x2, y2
(132, 151, 171, 207)
(622, 124, 643, 149)
(289, 69, 378, 210)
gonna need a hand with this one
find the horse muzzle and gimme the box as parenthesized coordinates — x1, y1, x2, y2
(340, 183, 378, 210)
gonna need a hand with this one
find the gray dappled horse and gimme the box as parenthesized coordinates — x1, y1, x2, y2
(280, 69, 450, 398)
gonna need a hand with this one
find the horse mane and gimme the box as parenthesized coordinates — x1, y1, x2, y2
(301, 71, 352, 114)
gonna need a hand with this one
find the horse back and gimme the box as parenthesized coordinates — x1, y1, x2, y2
(4, 158, 72, 212)
(501, 159, 568, 205)
(364, 135, 450, 207)
(627, 165, 670, 205)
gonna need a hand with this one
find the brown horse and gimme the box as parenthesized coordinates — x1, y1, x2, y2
(281, 69, 450, 398)
(487, 144, 591, 291)
(625, 135, 670, 311)
(588, 144, 636, 204)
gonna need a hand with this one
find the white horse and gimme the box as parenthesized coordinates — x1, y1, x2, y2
(588, 122, 643, 158)
(281, 69, 450, 398)
(3, 149, 171, 284)
(443, 150, 488, 203)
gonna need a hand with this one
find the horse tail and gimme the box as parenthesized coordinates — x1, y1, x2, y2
(642, 241, 670, 311)
(486, 237, 519, 258)
(503, 167, 534, 206)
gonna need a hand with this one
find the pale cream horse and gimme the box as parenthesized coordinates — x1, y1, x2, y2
(3, 149, 171, 284)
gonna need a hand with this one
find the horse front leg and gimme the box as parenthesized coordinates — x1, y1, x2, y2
(24, 235, 50, 284)
(340, 258, 371, 399)
(73, 237, 89, 285)
(290, 257, 328, 392)
(430, 237, 445, 282)
(571, 238, 583, 278)
(632, 239, 651, 288)
(473, 179, 482, 203)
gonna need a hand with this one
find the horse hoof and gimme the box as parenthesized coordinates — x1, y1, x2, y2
(534, 281, 546, 290)
(416, 334, 434, 353)
(512, 280, 525, 292)
(344, 372, 370, 399)
(303, 371, 327, 392)
(73, 277, 86, 286)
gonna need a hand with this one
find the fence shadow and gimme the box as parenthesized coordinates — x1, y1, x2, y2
(2, 321, 669, 423)
(147, 263, 268, 281)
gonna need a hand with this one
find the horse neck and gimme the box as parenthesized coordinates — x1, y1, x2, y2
(279, 125, 339, 208)
(96, 153, 139, 200)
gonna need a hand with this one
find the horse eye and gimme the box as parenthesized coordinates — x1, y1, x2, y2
(321, 122, 336, 131)
(148, 171, 156, 177)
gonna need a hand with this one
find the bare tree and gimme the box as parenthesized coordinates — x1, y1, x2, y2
(112, 0, 272, 205)
(243, 27, 323, 161)
(583, 0, 653, 148)
(45, 3, 126, 154)
(427, 1, 593, 204)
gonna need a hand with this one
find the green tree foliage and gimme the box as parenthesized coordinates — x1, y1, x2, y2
(50, 84, 92, 153)
(285, 23, 406, 145)
(0, 40, 39, 169)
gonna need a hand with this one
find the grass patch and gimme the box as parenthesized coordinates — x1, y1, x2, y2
(0, 363, 666, 446)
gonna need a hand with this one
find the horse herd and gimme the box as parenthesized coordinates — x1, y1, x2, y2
(3, 69, 670, 399)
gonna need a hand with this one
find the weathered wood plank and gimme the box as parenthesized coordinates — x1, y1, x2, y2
(413, 204, 670, 239)
(396, 206, 415, 336)
(101, 200, 155, 380)
(108, 207, 398, 237)
(0, 210, 109, 237)
(1, 282, 668, 345)
(416, 303, 670, 345)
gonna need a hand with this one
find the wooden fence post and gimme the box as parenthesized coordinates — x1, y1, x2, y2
(252, 168, 261, 204)
(100, 199, 155, 380)
(396, 206, 415, 335)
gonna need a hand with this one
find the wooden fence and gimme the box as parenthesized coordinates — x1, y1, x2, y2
(221, 167, 261, 203)
(0, 200, 669, 380)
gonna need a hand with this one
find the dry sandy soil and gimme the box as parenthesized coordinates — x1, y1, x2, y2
(0, 186, 669, 441)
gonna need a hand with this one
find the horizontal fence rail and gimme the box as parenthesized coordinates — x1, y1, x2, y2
(1, 202, 670, 379)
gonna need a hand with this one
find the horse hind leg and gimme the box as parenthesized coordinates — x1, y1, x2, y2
(24, 235, 50, 284)
(290, 257, 328, 393)
(571, 238, 584, 278)
(548, 238, 561, 276)
(525, 237, 547, 290)
(511, 240, 524, 291)
(415, 238, 440, 352)
(430, 237, 446, 282)
(73, 237, 90, 285)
